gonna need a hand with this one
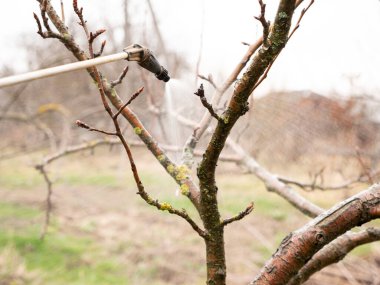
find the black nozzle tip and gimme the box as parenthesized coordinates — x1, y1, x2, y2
(156, 67, 170, 82)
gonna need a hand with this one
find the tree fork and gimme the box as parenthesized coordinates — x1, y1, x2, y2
(197, 1, 296, 284)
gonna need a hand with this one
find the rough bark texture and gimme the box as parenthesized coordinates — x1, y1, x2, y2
(288, 227, 380, 285)
(250, 184, 380, 285)
(196, 1, 297, 284)
(199, 0, 296, 179)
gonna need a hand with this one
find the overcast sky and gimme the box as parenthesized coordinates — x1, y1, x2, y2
(1, 0, 379, 97)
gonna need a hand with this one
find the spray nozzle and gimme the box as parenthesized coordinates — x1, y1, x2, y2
(123, 44, 170, 82)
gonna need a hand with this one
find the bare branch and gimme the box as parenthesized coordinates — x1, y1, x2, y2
(278, 176, 362, 192)
(171, 109, 324, 218)
(36, 138, 119, 167)
(251, 184, 380, 284)
(194, 84, 222, 122)
(113, 87, 144, 119)
(198, 74, 219, 90)
(77, 24, 207, 240)
(182, 38, 263, 167)
(252, 59, 275, 91)
(94, 40, 106, 58)
(253, 0, 314, 92)
(33, 12, 44, 37)
(37, 0, 201, 208)
(33, 8, 62, 40)
(40, 0, 51, 32)
(35, 138, 239, 173)
(288, 227, 380, 285)
(110, 65, 129, 87)
(75, 119, 116, 136)
(288, 0, 315, 40)
(101, 81, 206, 240)
(73, 0, 87, 35)
(182, 0, 310, 168)
(89, 29, 106, 46)
(136, 192, 207, 239)
(221, 202, 254, 227)
(254, 0, 270, 46)
(227, 139, 324, 218)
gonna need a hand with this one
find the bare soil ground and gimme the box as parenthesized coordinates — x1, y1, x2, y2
(0, 148, 379, 284)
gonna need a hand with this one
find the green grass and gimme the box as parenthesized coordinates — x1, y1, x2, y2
(157, 172, 294, 223)
(62, 172, 121, 188)
(217, 174, 294, 221)
(350, 244, 373, 257)
(0, 202, 40, 219)
(0, 203, 127, 285)
(0, 166, 43, 189)
(0, 230, 127, 285)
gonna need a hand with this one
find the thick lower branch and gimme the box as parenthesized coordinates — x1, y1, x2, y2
(205, 231, 227, 285)
(287, 227, 380, 285)
(250, 184, 380, 285)
(198, 180, 226, 284)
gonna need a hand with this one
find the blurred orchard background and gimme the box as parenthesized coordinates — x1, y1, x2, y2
(0, 0, 379, 284)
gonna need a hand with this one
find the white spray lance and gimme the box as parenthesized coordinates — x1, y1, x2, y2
(0, 44, 170, 88)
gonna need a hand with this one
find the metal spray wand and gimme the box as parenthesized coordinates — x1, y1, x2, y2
(0, 44, 170, 88)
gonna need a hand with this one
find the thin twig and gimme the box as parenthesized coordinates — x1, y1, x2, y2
(41, 0, 51, 32)
(252, 58, 275, 91)
(89, 29, 106, 46)
(221, 202, 254, 227)
(137, 191, 208, 238)
(198, 74, 219, 90)
(288, 0, 315, 40)
(182, 0, 310, 167)
(254, 0, 270, 46)
(33, 3, 62, 40)
(33, 13, 44, 36)
(76, 120, 116, 136)
(113, 87, 144, 119)
(252, 0, 314, 91)
(278, 176, 360, 192)
(111, 66, 129, 87)
(182, 37, 263, 168)
(35, 165, 53, 240)
(94, 40, 106, 58)
(73, 0, 89, 37)
(194, 84, 221, 122)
